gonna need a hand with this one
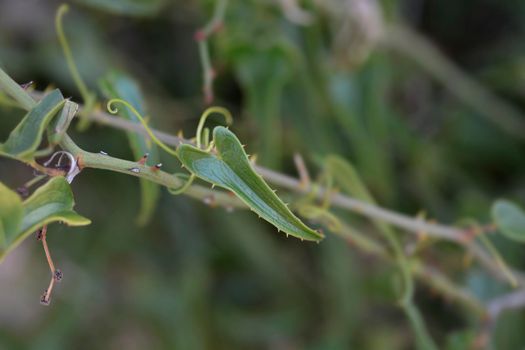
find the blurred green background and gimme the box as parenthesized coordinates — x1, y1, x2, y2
(1, 0, 525, 349)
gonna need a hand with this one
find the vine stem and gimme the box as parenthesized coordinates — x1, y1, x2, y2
(1, 70, 524, 289)
(2, 67, 524, 328)
(60, 134, 244, 210)
(14, 87, 525, 287)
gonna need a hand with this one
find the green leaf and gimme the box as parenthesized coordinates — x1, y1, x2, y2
(99, 71, 160, 225)
(177, 126, 323, 242)
(0, 182, 24, 250)
(322, 155, 392, 236)
(0, 177, 91, 262)
(0, 89, 65, 161)
(73, 0, 166, 17)
(492, 199, 525, 243)
(323, 155, 375, 203)
(47, 99, 78, 145)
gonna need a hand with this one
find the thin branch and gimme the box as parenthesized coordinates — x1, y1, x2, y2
(195, 0, 228, 104)
(293, 153, 311, 189)
(60, 134, 244, 210)
(332, 222, 485, 315)
(476, 288, 525, 348)
(22, 90, 525, 287)
(488, 288, 525, 321)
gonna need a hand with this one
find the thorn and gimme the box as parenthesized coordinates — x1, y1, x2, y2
(20, 81, 34, 90)
(177, 130, 184, 139)
(209, 68, 217, 79)
(16, 186, 29, 198)
(211, 184, 216, 189)
(151, 163, 162, 172)
(277, 229, 281, 232)
(203, 195, 215, 206)
(181, 164, 185, 169)
(286, 233, 289, 238)
(128, 167, 140, 173)
(137, 153, 149, 165)
(194, 30, 205, 42)
(300, 238, 304, 242)
(99, 150, 108, 156)
(212, 21, 224, 33)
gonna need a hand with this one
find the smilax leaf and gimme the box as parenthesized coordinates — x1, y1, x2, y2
(0, 177, 91, 262)
(0, 89, 65, 161)
(492, 199, 525, 243)
(177, 126, 323, 242)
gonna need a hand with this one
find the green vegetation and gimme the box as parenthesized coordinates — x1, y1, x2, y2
(1, 1, 525, 349)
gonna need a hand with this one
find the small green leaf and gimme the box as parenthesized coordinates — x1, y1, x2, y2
(47, 99, 78, 145)
(0, 182, 24, 250)
(74, 0, 166, 17)
(323, 155, 375, 203)
(0, 177, 91, 262)
(0, 89, 65, 161)
(99, 71, 160, 225)
(492, 199, 525, 243)
(178, 127, 323, 242)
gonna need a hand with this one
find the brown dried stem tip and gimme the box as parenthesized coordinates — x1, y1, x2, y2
(137, 152, 149, 165)
(38, 225, 61, 305)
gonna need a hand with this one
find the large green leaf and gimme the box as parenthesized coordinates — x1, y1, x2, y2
(0, 89, 65, 161)
(0, 177, 91, 262)
(492, 199, 525, 243)
(99, 71, 160, 225)
(177, 126, 323, 242)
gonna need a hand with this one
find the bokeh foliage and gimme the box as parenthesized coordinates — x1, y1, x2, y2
(1, 0, 525, 349)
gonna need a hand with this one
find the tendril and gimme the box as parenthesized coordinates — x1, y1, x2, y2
(168, 173, 196, 195)
(55, 4, 95, 131)
(477, 229, 517, 287)
(196, 106, 233, 149)
(107, 99, 179, 158)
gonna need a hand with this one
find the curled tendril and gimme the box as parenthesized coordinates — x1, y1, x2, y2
(107, 99, 179, 158)
(168, 173, 196, 195)
(55, 4, 95, 118)
(202, 127, 211, 149)
(196, 106, 233, 148)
